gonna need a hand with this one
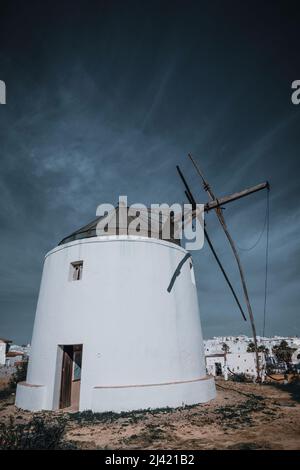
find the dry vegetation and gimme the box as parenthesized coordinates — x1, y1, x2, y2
(0, 378, 300, 450)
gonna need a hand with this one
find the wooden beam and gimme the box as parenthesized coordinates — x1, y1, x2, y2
(176, 166, 247, 322)
(204, 182, 269, 212)
(188, 153, 270, 382)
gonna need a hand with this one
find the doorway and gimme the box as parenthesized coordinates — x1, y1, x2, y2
(59, 344, 82, 410)
(215, 362, 222, 376)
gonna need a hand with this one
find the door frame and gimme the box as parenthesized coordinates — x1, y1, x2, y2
(58, 344, 83, 410)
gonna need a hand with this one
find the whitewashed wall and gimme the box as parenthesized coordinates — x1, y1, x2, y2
(16, 235, 215, 412)
(0, 342, 6, 366)
(206, 352, 265, 378)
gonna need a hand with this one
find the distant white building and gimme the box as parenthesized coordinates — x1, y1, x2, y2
(292, 347, 300, 365)
(9, 344, 31, 357)
(256, 336, 300, 358)
(204, 334, 300, 379)
(206, 351, 266, 380)
(0, 338, 12, 366)
(204, 335, 300, 365)
(204, 336, 250, 356)
(0, 340, 6, 366)
(5, 351, 25, 367)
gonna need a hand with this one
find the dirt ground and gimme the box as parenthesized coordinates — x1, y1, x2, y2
(1, 378, 300, 450)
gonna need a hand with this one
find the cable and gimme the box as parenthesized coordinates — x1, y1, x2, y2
(262, 189, 270, 337)
(265, 372, 284, 382)
(204, 226, 247, 321)
(237, 189, 269, 251)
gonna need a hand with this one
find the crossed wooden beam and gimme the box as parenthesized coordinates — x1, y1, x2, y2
(176, 154, 270, 382)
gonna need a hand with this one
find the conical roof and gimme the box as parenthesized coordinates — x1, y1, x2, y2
(58, 206, 181, 246)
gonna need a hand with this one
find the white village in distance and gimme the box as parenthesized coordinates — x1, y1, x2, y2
(1, 334, 300, 383)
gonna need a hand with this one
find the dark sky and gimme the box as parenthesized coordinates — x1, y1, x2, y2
(0, 1, 299, 344)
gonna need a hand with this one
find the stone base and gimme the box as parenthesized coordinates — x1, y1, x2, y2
(15, 376, 216, 413)
(15, 382, 46, 411)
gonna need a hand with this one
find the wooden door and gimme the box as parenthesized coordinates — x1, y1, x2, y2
(59, 345, 73, 408)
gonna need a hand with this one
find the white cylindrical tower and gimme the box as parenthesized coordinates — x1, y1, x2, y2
(16, 215, 215, 412)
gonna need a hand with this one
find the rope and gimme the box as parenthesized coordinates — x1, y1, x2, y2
(265, 372, 285, 382)
(263, 188, 270, 337)
(227, 366, 243, 378)
(237, 189, 269, 251)
(228, 187, 270, 337)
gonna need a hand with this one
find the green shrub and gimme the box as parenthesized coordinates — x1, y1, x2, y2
(0, 415, 74, 449)
(230, 372, 248, 383)
(0, 388, 13, 400)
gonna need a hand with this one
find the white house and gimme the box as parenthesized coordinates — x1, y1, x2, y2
(9, 344, 31, 357)
(206, 352, 266, 380)
(0, 340, 6, 366)
(291, 347, 300, 365)
(204, 336, 251, 356)
(204, 335, 300, 367)
(0, 338, 12, 366)
(16, 206, 216, 412)
(5, 351, 25, 367)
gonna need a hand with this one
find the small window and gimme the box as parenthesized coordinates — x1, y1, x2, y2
(70, 261, 83, 281)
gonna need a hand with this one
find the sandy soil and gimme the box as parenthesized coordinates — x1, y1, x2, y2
(1, 378, 300, 450)
(0, 377, 10, 388)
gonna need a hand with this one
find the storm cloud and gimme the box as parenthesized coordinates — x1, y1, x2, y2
(0, 1, 299, 343)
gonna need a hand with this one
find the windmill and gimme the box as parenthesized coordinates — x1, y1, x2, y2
(15, 154, 269, 413)
(175, 154, 270, 382)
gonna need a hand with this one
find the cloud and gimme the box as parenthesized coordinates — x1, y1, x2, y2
(0, 2, 299, 343)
